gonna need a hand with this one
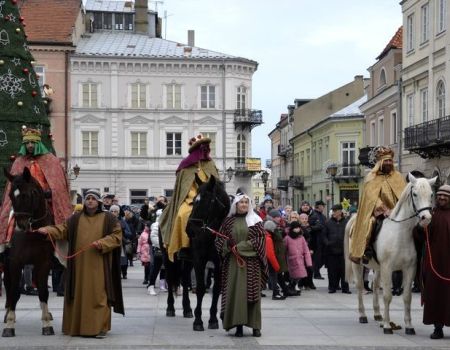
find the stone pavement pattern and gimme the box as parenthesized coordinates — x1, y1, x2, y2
(1, 266, 449, 349)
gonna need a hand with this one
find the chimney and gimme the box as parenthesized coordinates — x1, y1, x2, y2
(135, 0, 148, 34)
(188, 30, 195, 47)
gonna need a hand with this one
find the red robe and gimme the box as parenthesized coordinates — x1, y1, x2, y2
(0, 153, 72, 244)
(422, 206, 450, 326)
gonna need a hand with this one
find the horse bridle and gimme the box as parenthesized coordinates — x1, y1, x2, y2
(388, 186, 432, 223)
(13, 192, 49, 231)
(190, 190, 228, 230)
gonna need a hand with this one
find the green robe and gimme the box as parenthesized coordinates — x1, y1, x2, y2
(222, 216, 261, 330)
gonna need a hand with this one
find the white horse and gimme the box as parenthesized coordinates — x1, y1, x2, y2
(344, 173, 437, 335)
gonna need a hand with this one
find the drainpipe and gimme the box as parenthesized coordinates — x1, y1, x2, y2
(307, 129, 313, 201)
(221, 60, 227, 181)
(64, 51, 69, 172)
(397, 77, 402, 173)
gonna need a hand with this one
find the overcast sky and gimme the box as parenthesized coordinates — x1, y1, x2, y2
(162, 0, 402, 164)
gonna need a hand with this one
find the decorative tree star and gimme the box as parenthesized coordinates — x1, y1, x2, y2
(7, 13, 16, 22)
(12, 57, 21, 66)
(33, 105, 40, 114)
(0, 69, 25, 98)
(23, 42, 29, 52)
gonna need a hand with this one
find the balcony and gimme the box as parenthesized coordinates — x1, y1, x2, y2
(277, 144, 292, 157)
(289, 175, 304, 190)
(333, 164, 362, 183)
(234, 109, 263, 131)
(277, 178, 289, 191)
(234, 157, 261, 177)
(404, 115, 450, 158)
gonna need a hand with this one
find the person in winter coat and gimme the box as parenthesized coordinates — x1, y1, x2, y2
(284, 221, 312, 294)
(137, 223, 152, 285)
(110, 205, 132, 279)
(323, 204, 351, 294)
(147, 209, 167, 295)
(298, 213, 315, 289)
(263, 220, 283, 300)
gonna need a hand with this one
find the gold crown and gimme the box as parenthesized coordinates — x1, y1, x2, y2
(375, 146, 394, 161)
(188, 134, 211, 153)
(22, 126, 41, 143)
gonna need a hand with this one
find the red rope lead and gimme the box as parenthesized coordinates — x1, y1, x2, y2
(45, 231, 95, 260)
(206, 227, 246, 268)
(424, 225, 450, 282)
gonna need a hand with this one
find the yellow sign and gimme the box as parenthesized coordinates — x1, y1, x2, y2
(339, 183, 359, 190)
(246, 158, 261, 171)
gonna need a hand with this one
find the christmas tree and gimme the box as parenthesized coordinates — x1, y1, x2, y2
(0, 0, 53, 198)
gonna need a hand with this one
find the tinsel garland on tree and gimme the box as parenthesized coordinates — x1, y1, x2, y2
(0, 0, 53, 197)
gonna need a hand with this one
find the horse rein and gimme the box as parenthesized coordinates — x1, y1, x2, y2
(424, 225, 450, 282)
(388, 186, 432, 223)
(206, 227, 246, 268)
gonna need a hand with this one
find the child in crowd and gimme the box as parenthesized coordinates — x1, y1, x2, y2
(137, 223, 152, 285)
(298, 213, 315, 289)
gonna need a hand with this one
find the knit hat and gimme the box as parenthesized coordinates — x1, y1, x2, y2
(109, 205, 120, 212)
(289, 221, 301, 230)
(315, 200, 325, 207)
(268, 209, 281, 218)
(437, 184, 450, 197)
(263, 220, 277, 233)
(263, 194, 273, 204)
(84, 189, 102, 202)
(332, 204, 343, 211)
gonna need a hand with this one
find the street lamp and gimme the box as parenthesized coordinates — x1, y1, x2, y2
(67, 164, 81, 181)
(261, 170, 269, 195)
(326, 164, 338, 204)
(224, 166, 234, 183)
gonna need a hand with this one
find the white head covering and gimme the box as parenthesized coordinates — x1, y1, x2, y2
(228, 193, 262, 227)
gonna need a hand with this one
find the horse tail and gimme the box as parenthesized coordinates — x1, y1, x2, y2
(344, 214, 356, 283)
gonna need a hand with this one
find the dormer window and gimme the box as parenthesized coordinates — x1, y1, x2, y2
(91, 11, 133, 31)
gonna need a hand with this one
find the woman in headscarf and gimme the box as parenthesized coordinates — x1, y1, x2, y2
(216, 192, 268, 337)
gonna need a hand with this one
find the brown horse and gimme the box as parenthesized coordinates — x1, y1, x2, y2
(2, 167, 55, 337)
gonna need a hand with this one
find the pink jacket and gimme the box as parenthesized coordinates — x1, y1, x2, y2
(137, 228, 151, 263)
(283, 234, 312, 279)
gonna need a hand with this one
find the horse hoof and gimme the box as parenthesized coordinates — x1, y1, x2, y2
(193, 324, 204, 331)
(166, 310, 175, 317)
(183, 310, 193, 318)
(374, 315, 383, 321)
(2, 328, 15, 337)
(208, 321, 219, 329)
(42, 326, 55, 336)
(383, 328, 393, 335)
(359, 316, 368, 324)
(48, 312, 53, 321)
(405, 328, 415, 335)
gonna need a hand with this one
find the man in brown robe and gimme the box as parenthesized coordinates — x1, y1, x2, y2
(422, 184, 450, 339)
(39, 189, 124, 338)
(349, 146, 406, 263)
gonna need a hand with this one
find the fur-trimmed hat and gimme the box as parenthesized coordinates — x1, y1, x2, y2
(84, 189, 102, 202)
(188, 134, 211, 153)
(437, 184, 450, 197)
(22, 126, 41, 143)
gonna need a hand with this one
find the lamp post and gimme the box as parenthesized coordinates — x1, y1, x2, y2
(326, 164, 338, 205)
(224, 166, 234, 183)
(67, 164, 81, 181)
(261, 170, 269, 195)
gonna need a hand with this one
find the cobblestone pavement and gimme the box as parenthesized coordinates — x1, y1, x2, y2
(0, 265, 449, 349)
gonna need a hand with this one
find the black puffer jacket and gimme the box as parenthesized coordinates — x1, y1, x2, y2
(323, 215, 348, 255)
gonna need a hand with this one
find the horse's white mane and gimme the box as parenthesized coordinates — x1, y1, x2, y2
(389, 177, 430, 219)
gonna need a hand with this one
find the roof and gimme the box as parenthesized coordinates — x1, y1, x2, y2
(376, 26, 402, 60)
(85, 0, 135, 13)
(75, 32, 254, 62)
(19, 0, 82, 44)
(329, 95, 367, 118)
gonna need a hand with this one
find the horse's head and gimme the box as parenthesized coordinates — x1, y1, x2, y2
(4, 167, 46, 231)
(407, 173, 437, 227)
(187, 175, 231, 238)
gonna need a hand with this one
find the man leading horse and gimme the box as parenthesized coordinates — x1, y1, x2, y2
(349, 146, 406, 264)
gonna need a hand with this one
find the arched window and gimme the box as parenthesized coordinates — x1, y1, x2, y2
(379, 69, 386, 87)
(437, 80, 446, 119)
(236, 134, 246, 162)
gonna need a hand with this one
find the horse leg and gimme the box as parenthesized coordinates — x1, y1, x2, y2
(372, 270, 382, 321)
(402, 265, 416, 335)
(2, 262, 22, 337)
(193, 259, 205, 331)
(35, 264, 54, 336)
(353, 263, 367, 324)
(380, 265, 394, 334)
(181, 260, 193, 318)
(208, 258, 221, 330)
(165, 260, 175, 317)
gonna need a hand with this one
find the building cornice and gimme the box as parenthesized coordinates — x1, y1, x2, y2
(359, 85, 398, 112)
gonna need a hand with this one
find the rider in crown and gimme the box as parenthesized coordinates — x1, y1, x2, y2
(349, 146, 406, 264)
(0, 126, 72, 248)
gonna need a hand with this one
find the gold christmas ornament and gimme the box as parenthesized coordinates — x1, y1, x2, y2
(15, 28, 21, 33)
(17, 101, 23, 107)
(0, 60, 4, 65)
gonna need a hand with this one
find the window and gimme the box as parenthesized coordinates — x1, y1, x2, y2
(34, 65, 45, 91)
(167, 84, 181, 109)
(342, 142, 356, 176)
(164, 189, 174, 198)
(378, 118, 384, 145)
(201, 132, 216, 156)
(300, 151, 304, 176)
(421, 3, 429, 43)
(103, 13, 112, 29)
(370, 121, 376, 145)
(407, 14, 414, 52)
(438, 0, 446, 33)
(200, 85, 215, 108)
(437, 80, 446, 119)
(131, 132, 147, 156)
(236, 86, 247, 112)
(130, 189, 148, 205)
(115, 13, 124, 30)
(82, 83, 97, 108)
(93, 12, 102, 30)
(82, 131, 98, 156)
(131, 83, 146, 108)
(420, 88, 428, 122)
(124, 14, 133, 30)
(379, 69, 386, 87)
(237, 134, 246, 160)
(166, 132, 182, 155)
(407, 93, 415, 126)
(391, 112, 398, 144)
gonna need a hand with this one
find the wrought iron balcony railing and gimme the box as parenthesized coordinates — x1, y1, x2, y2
(277, 178, 289, 191)
(288, 175, 304, 190)
(234, 109, 263, 131)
